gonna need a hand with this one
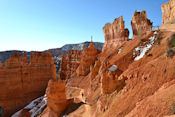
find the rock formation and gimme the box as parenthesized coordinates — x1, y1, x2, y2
(43, 80, 73, 116)
(131, 10, 152, 38)
(67, 50, 81, 79)
(0, 51, 56, 117)
(162, 0, 175, 24)
(102, 16, 129, 52)
(59, 54, 67, 80)
(101, 65, 125, 94)
(76, 42, 100, 76)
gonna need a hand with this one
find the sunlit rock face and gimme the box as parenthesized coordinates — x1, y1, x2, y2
(0, 51, 56, 117)
(45, 80, 73, 116)
(131, 10, 152, 38)
(102, 16, 129, 52)
(76, 42, 100, 76)
(162, 0, 175, 24)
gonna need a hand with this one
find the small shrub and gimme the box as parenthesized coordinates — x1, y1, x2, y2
(170, 103, 175, 114)
(69, 93, 72, 97)
(166, 49, 174, 58)
(168, 34, 175, 48)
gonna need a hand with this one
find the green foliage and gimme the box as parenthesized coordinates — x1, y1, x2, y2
(69, 93, 72, 97)
(168, 34, 175, 48)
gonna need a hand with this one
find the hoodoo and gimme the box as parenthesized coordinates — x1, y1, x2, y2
(102, 16, 129, 52)
(131, 10, 152, 38)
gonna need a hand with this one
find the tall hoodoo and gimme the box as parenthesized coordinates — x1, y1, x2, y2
(131, 10, 152, 38)
(161, 0, 175, 24)
(59, 54, 67, 80)
(102, 16, 129, 52)
(46, 80, 73, 116)
(76, 42, 99, 76)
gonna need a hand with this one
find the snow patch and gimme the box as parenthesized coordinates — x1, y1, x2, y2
(12, 95, 47, 117)
(134, 36, 155, 61)
(118, 48, 122, 54)
(108, 65, 118, 72)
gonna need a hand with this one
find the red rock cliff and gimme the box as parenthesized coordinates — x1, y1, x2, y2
(0, 51, 56, 117)
(162, 0, 175, 24)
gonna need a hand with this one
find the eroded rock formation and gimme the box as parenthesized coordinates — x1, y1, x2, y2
(0, 51, 56, 117)
(102, 16, 129, 52)
(131, 10, 152, 38)
(162, 0, 175, 24)
(44, 80, 73, 116)
(76, 42, 100, 76)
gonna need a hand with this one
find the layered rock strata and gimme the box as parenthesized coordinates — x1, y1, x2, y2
(162, 0, 175, 24)
(0, 51, 56, 117)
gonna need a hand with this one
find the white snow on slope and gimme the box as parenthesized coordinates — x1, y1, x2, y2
(134, 36, 155, 61)
(12, 95, 47, 117)
(108, 65, 118, 72)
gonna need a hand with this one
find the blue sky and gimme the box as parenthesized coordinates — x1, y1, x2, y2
(0, 0, 169, 51)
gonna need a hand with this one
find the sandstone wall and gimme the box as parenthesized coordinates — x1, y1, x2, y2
(0, 52, 56, 117)
(131, 11, 152, 38)
(102, 16, 129, 52)
(162, 0, 175, 24)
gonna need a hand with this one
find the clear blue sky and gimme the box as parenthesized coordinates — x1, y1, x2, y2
(0, 0, 169, 51)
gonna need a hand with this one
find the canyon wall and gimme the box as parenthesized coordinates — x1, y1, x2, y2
(0, 51, 56, 117)
(162, 0, 175, 24)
